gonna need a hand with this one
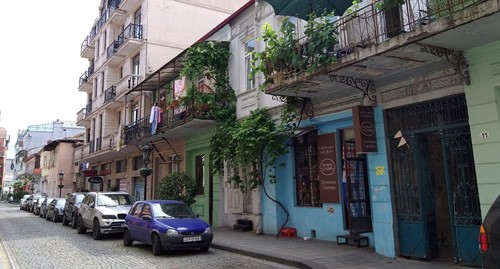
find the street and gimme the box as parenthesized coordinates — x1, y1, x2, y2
(0, 202, 293, 269)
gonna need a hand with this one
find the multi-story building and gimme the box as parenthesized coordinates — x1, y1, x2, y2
(14, 120, 84, 192)
(41, 138, 83, 197)
(2, 158, 15, 198)
(74, 1, 248, 199)
(73, 0, 499, 267)
(0, 127, 8, 197)
(252, 0, 500, 267)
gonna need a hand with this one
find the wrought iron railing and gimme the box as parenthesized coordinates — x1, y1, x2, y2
(116, 23, 143, 48)
(104, 86, 117, 103)
(263, 0, 484, 80)
(80, 0, 121, 54)
(79, 71, 89, 88)
(86, 102, 93, 114)
(123, 97, 212, 143)
(106, 41, 120, 60)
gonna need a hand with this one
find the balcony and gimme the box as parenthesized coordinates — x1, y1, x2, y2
(124, 98, 216, 145)
(104, 85, 117, 102)
(78, 131, 127, 163)
(262, 0, 497, 103)
(79, 63, 95, 91)
(80, 36, 95, 58)
(119, 0, 138, 12)
(106, 40, 125, 66)
(108, 0, 126, 25)
(76, 108, 87, 126)
(115, 23, 144, 56)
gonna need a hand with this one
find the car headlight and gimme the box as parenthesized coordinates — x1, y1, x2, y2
(204, 227, 212, 234)
(166, 229, 178, 236)
(101, 215, 117, 219)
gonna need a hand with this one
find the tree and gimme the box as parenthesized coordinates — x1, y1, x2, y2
(157, 172, 197, 206)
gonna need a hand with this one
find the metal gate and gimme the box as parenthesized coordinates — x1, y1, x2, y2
(386, 95, 481, 266)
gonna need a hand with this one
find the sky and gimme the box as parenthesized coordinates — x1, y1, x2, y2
(1, 0, 101, 158)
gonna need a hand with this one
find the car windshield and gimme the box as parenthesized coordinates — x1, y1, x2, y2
(74, 194, 85, 203)
(97, 194, 134, 206)
(56, 199, 66, 206)
(152, 203, 197, 219)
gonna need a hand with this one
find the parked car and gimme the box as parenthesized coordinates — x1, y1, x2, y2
(33, 196, 47, 215)
(39, 197, 56, 219)
(28, 193, 47, 213)
(123, 200, 213, 255)
(45, 198, 66, 222)
(479, 194, 500, 268)
(19, 195, 31, 211)
(76, 191, 135, 240)
(62, 192, 88, 228)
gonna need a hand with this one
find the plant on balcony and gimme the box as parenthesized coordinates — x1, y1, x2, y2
(180, 41, 235, 122)
(303, 11, 338, 72)
(250, 21, 303, 86)
(251, 13, 339, 88)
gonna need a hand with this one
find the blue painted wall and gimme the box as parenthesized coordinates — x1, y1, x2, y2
(261, 107, 396, 258)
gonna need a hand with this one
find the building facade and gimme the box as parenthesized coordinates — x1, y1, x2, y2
(74, 0, 249, 219)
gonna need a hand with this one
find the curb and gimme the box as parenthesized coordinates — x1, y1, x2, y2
(211, 243, 320, 269)
(0, 237, 14, 269)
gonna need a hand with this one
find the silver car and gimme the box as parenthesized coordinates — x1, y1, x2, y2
(76, 191, 135, 240)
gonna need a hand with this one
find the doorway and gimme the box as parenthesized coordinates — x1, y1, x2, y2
(386, 95, 481, 266)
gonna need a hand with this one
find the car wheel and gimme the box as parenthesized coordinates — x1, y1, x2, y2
(151, 233, 163, 256)
(71, 214, 78, 229)
(92, 219, 102, 240)
(199, 246, 209, 252)
(62, 214, 69, 226)
(45, 212, 50, 221)
(123, 229, 133, 247)
(52, 213, 57, 223)
(76, 216, 86, 234)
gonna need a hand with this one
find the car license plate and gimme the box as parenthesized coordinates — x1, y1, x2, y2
(183, 236, 202, 242)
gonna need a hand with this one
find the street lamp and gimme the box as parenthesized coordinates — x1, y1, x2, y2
(58, 171, 65, 198)
(139, 144, 153, 200)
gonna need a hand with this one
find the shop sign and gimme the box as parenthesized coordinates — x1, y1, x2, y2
(317, 133, 340, 203)
(88, 176, 104, 184)
(353, 105, 377, 152)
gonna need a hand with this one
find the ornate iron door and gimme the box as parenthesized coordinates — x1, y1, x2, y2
(387, 95, 481, 265)
(441, 127, 481, 266)
(391, 134, 437, 259)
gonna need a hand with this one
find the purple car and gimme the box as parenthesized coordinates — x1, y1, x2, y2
(123, 200, 213, 255)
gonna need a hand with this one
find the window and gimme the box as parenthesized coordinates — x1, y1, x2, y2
(244, 38, 256, 90)
(195, 155, 205, 195)
(134, 8, 141, 24)
(116, 159, 127, 173)
(168, 155, 180, 173)
(100, 71, 105, 94)
(132, 54, 140, 75)
(131, 102, 139, 123)
(133, 155, 142, 170)
(294, 130, 321, 207)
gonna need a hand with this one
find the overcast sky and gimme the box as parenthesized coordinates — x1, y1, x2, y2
(1, 0, 100, 157)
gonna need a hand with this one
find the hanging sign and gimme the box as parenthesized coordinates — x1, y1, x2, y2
(353, 105, 378, 152)
(88, 176, 104, 184)
(317, 133, 340, 203)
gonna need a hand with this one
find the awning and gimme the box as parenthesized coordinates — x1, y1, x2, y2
(263, 0, 352, 20)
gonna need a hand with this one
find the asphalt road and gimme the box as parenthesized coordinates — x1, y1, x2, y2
(0, 202, 293, 269)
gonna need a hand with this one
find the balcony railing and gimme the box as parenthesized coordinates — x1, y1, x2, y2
(116, 23, 143, 48)
(106, 41, 120, 59)
(104, 86, 117, 103)
(86, 102, 93, 114)
(79, 71, 89, 88)
(123, 97, 213, 143)
(76, 108, 86, 123)
(262, 0, 485, 82)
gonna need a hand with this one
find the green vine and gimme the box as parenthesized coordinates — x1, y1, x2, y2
(180, 41, 300, 192)
(180, 41, 236, 122)
(250, 14, 338, 88)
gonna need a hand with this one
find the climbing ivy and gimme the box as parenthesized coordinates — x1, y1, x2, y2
(181, 41, 299, 192)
